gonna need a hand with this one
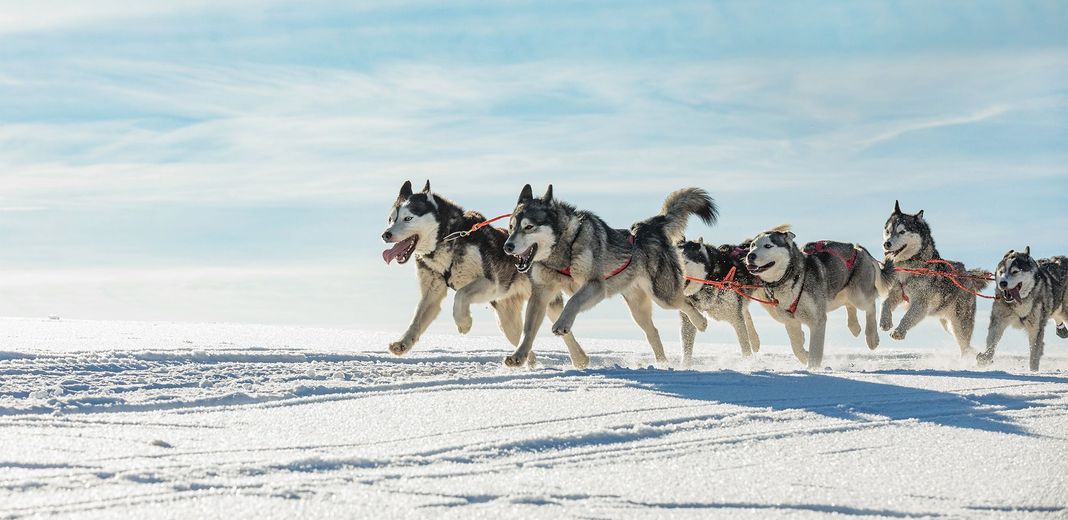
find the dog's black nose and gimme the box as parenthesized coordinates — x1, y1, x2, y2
(883, 241, 892, 249)
(999, 280, 1008, 288)
(504, 243, 515, 254)
(382, 231, 393, 241)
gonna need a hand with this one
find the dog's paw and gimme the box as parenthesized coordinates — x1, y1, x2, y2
(504, 353, 528, 368)
(455, 315, 473, 335)
(960, 346, 977, 358)
(976, 351, 994, 367)
(388, 340, 413, 356)
(551, 319, 572, 336)
(690, 313, 708, 332)
(526, 351, 538, 368)
(879, 318, 893, 332)
(1057, 323, 1068, 339)
(889, 329, 906, 341)
(866, 334, 880, 351)
(570, 352, 589, 370)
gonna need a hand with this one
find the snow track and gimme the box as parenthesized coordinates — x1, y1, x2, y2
(1, 318, 1067, 518)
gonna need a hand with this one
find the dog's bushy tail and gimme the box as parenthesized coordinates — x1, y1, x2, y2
(660, 188, 717, 243)
(875, 256, 896, 297)
(964, 268, 992, 292)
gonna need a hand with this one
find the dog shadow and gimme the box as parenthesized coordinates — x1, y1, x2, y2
(602, 369, 1047, 437)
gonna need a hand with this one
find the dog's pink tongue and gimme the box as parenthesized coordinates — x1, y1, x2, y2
(1009, 287, 1022, 302)
(382, 241, 408, 264)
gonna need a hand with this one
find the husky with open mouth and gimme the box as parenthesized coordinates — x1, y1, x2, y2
(381, 180, 542, 358)
(745, 226, 892, 369)
(978, 248, 1068, 371)
(501, 185, 717, 368)
(678, 238, 762, 366)
(880, 201, 991, 356)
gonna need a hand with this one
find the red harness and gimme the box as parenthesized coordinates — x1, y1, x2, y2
(805, 240, 858, 270)
(558, 235, 635, 280)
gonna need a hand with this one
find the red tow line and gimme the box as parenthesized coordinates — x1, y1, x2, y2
(894, 259, 997, 300)
(442, 213, 512, 242)
(685, 266, 778, 306)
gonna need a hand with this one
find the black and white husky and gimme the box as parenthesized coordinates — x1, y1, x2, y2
(502, 185, 717, 367)
(381, 180, 531, 357)
(745, 226, 891, 368)
(880, 201, 991, 356)
(978, 248, 1068, 371)
(679, 238, 761, 366)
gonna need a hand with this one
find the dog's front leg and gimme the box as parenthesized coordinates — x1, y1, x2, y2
(680, 311, 697, 368)
(552, 279, 606, 336)
(879, 288, 903, 331)
(743, 306, 761, 353)
(977, 311, 1010, 367)
(391, 270, 448, 356)
(505, 285, 551, 368)
(784, 319, 808, 366)
(807, 316, 827, 370)
(452, 278, 494, 334)
(548, 294, 590, 369)
(889, 299, 927, 341)
(1028, 320, 1046, 372)
(730, 306, 754, 357)
(679, 301, 708, 332)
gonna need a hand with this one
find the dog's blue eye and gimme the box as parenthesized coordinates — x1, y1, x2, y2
(763, 244, 772, 249)
(524, 225, 534, 231)
(404, 216, 413, 222)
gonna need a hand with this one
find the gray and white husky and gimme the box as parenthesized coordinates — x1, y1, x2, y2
(880, 201, 991, 356)
(381, 180, 532, 357)
(978, 248, 1068, 371)
(502, 185, 717, 367)
(745, 226, 891, 368)
(679, 238, 761, 366)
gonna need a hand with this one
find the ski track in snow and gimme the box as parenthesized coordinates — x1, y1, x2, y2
(1, 318, 1067, 518)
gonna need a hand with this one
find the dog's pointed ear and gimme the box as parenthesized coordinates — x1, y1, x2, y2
(421, 180, 431, 193)
(543, 184, 553, 202)
(399, 180, 413, 199)
(1024, 246, 1031, 256)
(915, 209, 924, 220)
(786, 231, 796, 242)
(518, 184, 534, 204)
(697, 236, 704, 246)
(894, 200, 902, 215)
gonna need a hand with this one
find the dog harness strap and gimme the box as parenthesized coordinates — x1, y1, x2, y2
(807, 240, 857, 270)
(558, 235, 636, 279)
(900, 284, 910, 303)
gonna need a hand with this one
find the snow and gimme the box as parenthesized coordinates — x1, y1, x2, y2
(1, 317, 1067, 518)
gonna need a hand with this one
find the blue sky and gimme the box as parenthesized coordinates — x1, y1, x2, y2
(0, 1, 1065, 351)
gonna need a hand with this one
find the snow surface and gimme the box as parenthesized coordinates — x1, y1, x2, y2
(1, 317, 1067, 519)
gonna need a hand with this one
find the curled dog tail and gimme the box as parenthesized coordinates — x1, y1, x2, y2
(874, 256, 896, 297)
(964, 268, 992, 292)
(660, 188, 718, 243)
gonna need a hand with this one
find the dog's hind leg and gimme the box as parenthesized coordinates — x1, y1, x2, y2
(680, 312, 697, 368)
(548, 294, 590, 369)
(846, 306, 862, 337)
(949, 300, 978, 357)
(491, 295, 524, 346)
(743, 306, 761, 353)
(784, 319, 808, 366)
(863, 300, 880, 350)
(730, 307, 754, 357)
(623, 289, 669, 365)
